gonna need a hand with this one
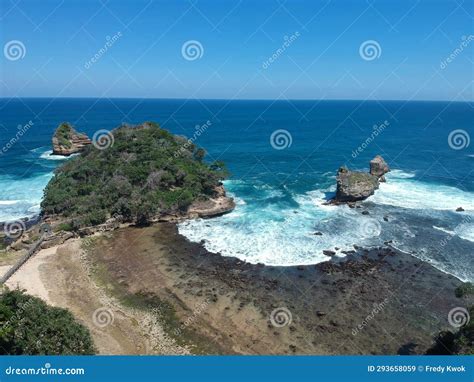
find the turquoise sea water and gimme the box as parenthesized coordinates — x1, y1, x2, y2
(0, 98, 473, 280)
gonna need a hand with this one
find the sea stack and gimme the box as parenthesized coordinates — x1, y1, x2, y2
(369, 155, 390, 182)
(333, 155, 389, 203)
(52, 122, 91, 156)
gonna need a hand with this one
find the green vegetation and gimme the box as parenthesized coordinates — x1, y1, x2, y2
(455, 282, 474, 298)
(42, 122, 228, 228)
(426, 306, 473, 355)
(0, 289, 95, 355)
(55, 122, 74, 148)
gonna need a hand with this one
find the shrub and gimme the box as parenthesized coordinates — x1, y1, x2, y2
(0, 290, 95, 355)
(455, 282, 474, 298)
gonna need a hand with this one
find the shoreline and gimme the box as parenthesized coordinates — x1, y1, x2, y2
(1, 221, 472, 354)
(1, 210, 471, 284)
(79, 223, 469, 354)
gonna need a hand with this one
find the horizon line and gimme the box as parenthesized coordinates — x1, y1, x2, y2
(0, 96, 472, 103)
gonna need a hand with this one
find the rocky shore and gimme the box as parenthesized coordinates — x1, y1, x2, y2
(83, 223, 469, 355)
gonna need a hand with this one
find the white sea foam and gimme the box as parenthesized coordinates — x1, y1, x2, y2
(178, 172, 474, 282)
(39, 149, 73, 160)
(433, 226, 455, 235)
(0, 173, 54, 222)
(372, 171, 474, 211)
(456, 223, 474, 243)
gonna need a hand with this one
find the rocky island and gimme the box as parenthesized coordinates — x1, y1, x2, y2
(42, 121, 234, 232)
(332, 155, 390, 204)
(52, 122, 92, 156)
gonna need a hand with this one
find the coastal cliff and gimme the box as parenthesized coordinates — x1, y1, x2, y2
(52, 122, 92, 156)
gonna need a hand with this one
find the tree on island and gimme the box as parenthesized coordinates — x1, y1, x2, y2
(41, 122, 229, 229)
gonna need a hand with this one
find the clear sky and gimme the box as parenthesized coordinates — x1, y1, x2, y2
(0, 0, 473, 101)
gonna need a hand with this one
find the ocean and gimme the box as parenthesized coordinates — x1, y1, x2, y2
(0, 98, 473, 281)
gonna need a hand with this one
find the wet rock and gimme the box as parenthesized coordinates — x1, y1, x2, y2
(313, 231, 323, 236)
(456, 207, 465, 212)
(323, 250, 336, 257)
(362, 210, 370, 215)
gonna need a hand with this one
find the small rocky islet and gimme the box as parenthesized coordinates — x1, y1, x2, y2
(330, 155, 390, 204)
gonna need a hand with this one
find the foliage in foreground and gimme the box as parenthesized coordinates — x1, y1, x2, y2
(426, 306, 473, 355)
(455, 282, 474, 298)
(41, 122, 228, 228)
(0, 289, 95, 355)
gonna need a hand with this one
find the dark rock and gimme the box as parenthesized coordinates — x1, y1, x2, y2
(313, 231, 323, 236)
(361, 210, 369, 215)
(456, 207, 465, 212)
(323, 250, 336, 257)
(383, 215, 389, 222)
(316, 311, 326, 317)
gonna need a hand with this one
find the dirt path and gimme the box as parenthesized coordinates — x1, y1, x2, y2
(2, 239, 188, 355)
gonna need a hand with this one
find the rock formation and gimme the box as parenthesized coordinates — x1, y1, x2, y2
(335, 167, 380, 202)
(370, 155, 390, 181)
(332, 156, 389, 203)
(52, 122, 91, 156)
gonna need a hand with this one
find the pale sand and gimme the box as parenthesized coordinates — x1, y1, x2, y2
(3, 246, 58, 304)
(1, 239, 188, 355)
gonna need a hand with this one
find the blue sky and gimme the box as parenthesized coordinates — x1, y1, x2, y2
(0, 0, 473, 100)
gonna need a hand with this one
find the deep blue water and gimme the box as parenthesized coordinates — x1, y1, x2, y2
(0, 98, 473, 280)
